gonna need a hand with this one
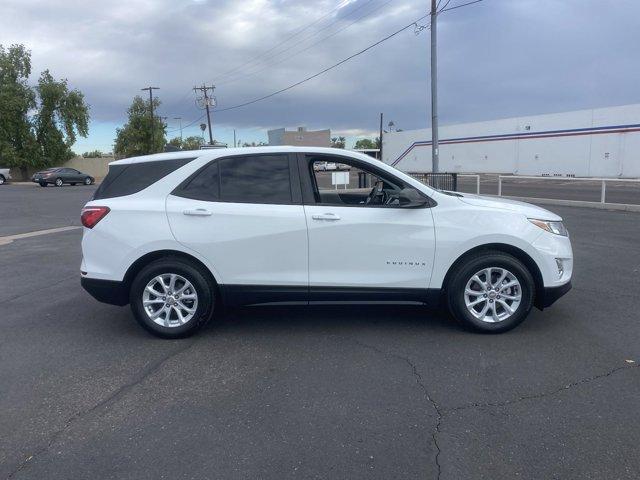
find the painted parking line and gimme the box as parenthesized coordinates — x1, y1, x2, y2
(0, 226, 81, 246)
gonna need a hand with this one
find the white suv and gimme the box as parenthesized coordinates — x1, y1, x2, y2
(80, 147, 572, 338)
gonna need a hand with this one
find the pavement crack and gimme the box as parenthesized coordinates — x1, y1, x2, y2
(445, 363, 639, 415)
(6, 339, 197, 479)
(350, 339, 443, 480)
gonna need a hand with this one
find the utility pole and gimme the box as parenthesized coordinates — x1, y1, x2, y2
(378, 113, 383, 161)
(141, 86, 159, 154)
(173, 117, 183, 141)
(193, 84, 215, 145)
(233, 129, 237, 148)
(430, 0, 439, 173)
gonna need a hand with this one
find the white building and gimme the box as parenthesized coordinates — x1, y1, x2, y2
(383, 104, 640, 178)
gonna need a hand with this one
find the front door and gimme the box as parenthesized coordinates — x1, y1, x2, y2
(166, 153, 308, 295)
(300, 154, 436, 298)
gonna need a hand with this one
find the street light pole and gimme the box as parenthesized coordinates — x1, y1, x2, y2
(430, 0, 439, 173)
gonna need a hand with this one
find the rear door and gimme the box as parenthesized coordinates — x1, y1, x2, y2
(299, 153, 436, 296)
(166, 153, 308, 293)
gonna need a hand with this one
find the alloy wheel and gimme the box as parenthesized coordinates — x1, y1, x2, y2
(142, 273, 199, 327)
(464, 267, 522, 323)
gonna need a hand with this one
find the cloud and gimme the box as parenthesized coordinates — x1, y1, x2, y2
(2, 0, 640, 148)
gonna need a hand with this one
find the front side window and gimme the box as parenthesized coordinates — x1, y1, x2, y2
(175, 154, 293, 204)
(308, 155, 419, 207)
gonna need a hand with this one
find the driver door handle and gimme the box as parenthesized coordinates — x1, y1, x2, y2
(183, 208, 212, 216)
(312, 213, 341, 221)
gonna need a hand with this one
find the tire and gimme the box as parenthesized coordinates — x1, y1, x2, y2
(55, 178, 63, 187)
(0, 175, 5, 185)
(446, 251, 535, 333)
(84, 177, 92, 185)
(39, 182, 47, 187)
(70, 183, 76, 186)
(129, 257, 215, 338)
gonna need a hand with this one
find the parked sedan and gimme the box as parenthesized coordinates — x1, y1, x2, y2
(32, 168, 95, 187)
(0, 168, 10, 185)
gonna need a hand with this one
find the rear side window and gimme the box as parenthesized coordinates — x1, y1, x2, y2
(174, 161, 219, 201)
(174, 154, 293, 204)
(93, 158, 195, 200)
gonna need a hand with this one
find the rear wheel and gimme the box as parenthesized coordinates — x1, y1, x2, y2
(129, 258, 215, 338)
(55, 178, 63, 187)
(0, 175, 5, 185)
(447, 252, 534, 333)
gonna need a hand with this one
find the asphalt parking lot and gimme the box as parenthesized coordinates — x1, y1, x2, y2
(1, 183, 639, 479)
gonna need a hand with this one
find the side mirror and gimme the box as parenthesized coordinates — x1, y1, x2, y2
(397, 188, 429, 208)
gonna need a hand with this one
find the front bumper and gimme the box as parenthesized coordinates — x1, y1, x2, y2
(535, 280, 572, 310)
(81, 277, 129, 306)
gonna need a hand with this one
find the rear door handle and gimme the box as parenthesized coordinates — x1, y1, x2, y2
(312, 213, 341, 221)
(183, 208, 212, 216)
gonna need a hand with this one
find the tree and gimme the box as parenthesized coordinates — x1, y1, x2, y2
(167, 136, 203, 151)
(114, 95, 166, 157)
(182, 136, 203, 150)
(331, 136, 345, 148)
(35, 70, 89, 165)
(354, 138, 378, 149)
(0, 44, 89, 178)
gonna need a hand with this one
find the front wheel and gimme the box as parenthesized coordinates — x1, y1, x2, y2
(0, 175, 5, 185)
(39, 182, 47, 187)
(55, 178, 63, 187)
(447, 252, 534, 333)
(84, 177, 92, 185)
(129, 258, 215, 338)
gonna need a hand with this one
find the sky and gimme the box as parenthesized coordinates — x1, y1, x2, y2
(1, 0, 640, 152)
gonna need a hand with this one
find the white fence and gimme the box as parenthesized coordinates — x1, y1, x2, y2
(498, 175, 640, 205)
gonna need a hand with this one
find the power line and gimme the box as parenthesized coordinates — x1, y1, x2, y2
(218, 0, 382, 85)
(171, 0, 484, 130)
(213, 0, 376, 84)
(440, 0, 484, 13)
(438, 0, 453, 13)
(166, 113, 206, 135)
(216, 14, 430, 113)
(217, 0, 394, 87)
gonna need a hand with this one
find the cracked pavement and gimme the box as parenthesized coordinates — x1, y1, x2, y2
(1, 185, 640, 479)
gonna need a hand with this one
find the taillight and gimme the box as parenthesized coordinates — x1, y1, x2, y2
(81, 206, 110, 228)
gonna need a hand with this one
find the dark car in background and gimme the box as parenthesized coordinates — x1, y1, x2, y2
(32, 167, 95, 187)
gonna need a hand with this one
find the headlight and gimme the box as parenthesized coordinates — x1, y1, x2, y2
(529, 218, 568, 236)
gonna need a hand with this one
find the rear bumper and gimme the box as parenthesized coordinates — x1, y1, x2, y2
(81, 277, 129, 306)
(535, 280, 572, 310)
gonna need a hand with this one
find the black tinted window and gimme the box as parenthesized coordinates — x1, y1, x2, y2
(93, 158, 195, 200)
(175, 161, 220, 201)
(219, 155, 292, 204)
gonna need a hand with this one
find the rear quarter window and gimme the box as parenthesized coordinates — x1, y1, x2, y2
(93, 158, 195, 200)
